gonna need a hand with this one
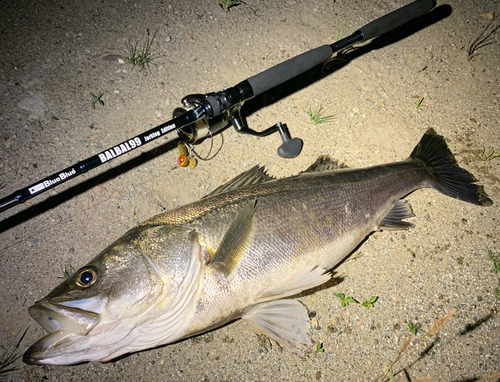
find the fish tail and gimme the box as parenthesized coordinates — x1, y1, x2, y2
(410, 128, 492, 206)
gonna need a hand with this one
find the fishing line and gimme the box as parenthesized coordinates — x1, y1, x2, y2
(185, 129, 224, 162)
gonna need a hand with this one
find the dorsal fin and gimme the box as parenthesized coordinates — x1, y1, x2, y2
(301, 156, 348, 173)
(205, 166, 275, 197)
(205, 157, 346, 198)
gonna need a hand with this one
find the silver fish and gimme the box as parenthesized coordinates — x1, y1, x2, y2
(24, 129, 492, 365)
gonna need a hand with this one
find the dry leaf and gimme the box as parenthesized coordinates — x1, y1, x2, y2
(92, 185, 107, 193)
(396, 335, 414, 358)
(480, 11, 495, 20)
(187, 33, 194, 40)
(428, 308, 457, 336)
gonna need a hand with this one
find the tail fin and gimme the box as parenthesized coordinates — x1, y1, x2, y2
(410, 129, 492, 206)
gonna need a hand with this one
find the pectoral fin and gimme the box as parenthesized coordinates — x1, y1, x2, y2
(256, 265, 330, 303)
(242, 299, 312, 357)
(208, 200, 257, 276)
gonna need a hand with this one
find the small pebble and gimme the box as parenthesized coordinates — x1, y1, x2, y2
(103, 54, 122, 61)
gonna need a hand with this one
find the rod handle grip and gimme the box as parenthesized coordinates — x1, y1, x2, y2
(239, 45, 333, 98)
(358, 0, 436, 41)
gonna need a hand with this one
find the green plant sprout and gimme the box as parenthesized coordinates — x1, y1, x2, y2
(361, 296, 378, 309)
(488, 250, 500, 300)
(387, 369, 395, 382)
(415, 96, 424, 109)
(337, 292, 358, 307)
(407, 322, 422, 335)
(220, 0, 242, 12)
(467, 16, 499, 61)
(306, 106, 334, 124)
(90, 93, 104, 109)
(125, 28, 158, 71)
(0, 328, 28, 374)
(350, 252, 360, 259)
(338, 28, 343, 40)
(346, 252, 363, 262)
(256, 333, 272, 352)
(480, 147, 500, 162)
(490, 250, 500, 273)
(316, 342, 324, 353)
(219, 0, 256, 14)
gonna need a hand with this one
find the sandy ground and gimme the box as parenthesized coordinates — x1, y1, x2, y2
(1, 0, 499, 381)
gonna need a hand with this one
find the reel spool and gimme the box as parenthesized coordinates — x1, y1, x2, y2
(174, 94, 303, 158)
(174, 94, 229, 144)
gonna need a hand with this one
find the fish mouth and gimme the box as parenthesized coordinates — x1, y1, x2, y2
(23, 300, 101, 365)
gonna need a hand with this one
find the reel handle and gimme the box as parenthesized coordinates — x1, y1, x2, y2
(276, 123, 303, 159)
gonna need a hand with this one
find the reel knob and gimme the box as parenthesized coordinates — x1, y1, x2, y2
(276, 123, 303, 158)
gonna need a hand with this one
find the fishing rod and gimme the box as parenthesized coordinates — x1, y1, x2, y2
(0, 0, 436, 213)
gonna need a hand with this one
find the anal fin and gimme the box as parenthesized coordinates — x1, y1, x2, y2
(379, 199, 415, 231)
(242, 300, 312, 357)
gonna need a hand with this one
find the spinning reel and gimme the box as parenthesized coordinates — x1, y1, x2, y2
(174, 93, 303, 159)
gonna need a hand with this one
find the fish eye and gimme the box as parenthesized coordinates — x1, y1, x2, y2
(74, 267, 99, 288)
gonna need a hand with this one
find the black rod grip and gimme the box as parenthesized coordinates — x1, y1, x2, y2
(358, 0, 436, 41)
(242, 45, 333, 98)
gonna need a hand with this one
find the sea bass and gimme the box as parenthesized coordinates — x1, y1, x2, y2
(24, 129, 492, 365)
